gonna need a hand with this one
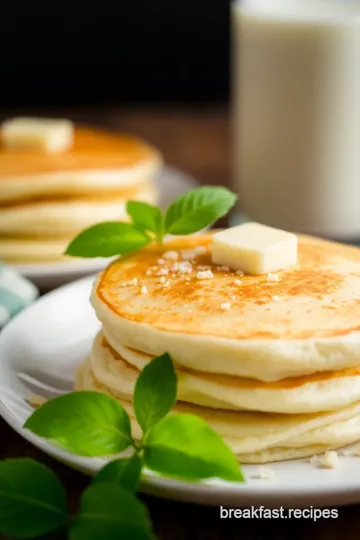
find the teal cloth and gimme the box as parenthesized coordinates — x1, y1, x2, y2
(0, 263, 38, 327)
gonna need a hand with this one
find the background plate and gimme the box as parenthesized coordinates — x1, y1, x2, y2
(12, 165, 199, 290)
(1, 277, 360, 507)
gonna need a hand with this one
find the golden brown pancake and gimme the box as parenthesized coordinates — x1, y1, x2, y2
(0, 181, 151, 208)
(0, 126, 162, 203)
(76, 355, 360, 463)
(84, 331, 360, 413)
(0, 181, 157, 239)
(92, 232, 360, 382)
(0, 127, 160, 179)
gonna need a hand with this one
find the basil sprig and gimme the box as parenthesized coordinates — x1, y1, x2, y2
(0, 353, 243, 539)
(24, 391, 133, 457)
(133, 352, 177, 432)
(65, 186, 237, 258)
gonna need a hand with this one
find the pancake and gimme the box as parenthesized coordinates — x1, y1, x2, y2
(0, 237, 74, 262)
(76, 359, 360, 463)
(92, 232, 360, 382)
(0, 127, 162, 202)
(0, 181, 156, 237)
(87, 331, 360, 414)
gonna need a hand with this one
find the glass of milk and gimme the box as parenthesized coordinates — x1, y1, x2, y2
(232, 0, 360, 241)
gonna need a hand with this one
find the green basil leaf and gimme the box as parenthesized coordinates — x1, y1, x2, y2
(127, 201, 164, 239)
(70, 483, 155, 540)
(143, 414, 244, 483)
(134, 353, 177, 433)
(0, 458, 68, 538)
(92, 455, 142, 493)
(24, 391, 133, 457)
(65, 222, 151, 258)
(164, 186, 238, 235)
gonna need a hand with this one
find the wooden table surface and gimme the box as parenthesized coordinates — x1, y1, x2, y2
(1, 108, 359, 539)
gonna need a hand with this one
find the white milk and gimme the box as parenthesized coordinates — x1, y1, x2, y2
(233, 0, 360, 240)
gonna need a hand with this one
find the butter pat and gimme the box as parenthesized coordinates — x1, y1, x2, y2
(212, 222, 298, 275)
(2, 117, 73, 153)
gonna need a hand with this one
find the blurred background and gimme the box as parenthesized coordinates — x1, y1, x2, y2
(0, 0, 229, 108)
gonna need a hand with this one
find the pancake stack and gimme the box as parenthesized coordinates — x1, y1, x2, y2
(76, 232, 360, 463)
(0, 126, 161, 263)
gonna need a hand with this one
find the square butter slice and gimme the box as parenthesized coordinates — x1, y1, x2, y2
(212, 222, 298, 275)
(2, 117, 73, 153)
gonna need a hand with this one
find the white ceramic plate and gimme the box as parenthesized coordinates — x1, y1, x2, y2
(12, 166, 199, 290)
(2, 277, 360, 508)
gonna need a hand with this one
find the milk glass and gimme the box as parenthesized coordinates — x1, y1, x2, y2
(232, 0, 360, 241)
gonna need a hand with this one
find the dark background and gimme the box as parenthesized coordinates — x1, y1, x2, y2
(0, 0, 229, 108)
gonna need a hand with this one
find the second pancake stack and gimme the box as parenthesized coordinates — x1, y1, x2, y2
(0, 123, 161, 263)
